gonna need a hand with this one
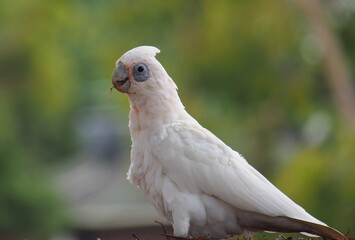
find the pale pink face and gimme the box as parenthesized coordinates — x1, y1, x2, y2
(111, 46, 160, 95)
(112, 61, 150, 95)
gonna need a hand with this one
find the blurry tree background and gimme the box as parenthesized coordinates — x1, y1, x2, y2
(0, 0, 354, 238)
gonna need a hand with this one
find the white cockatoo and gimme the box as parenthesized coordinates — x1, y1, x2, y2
(111, 46, 347, 240)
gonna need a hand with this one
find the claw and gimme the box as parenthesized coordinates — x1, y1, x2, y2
(154, 220, 234, 240)
(131, 232, 140, 240)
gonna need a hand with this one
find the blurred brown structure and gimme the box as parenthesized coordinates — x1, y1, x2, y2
(297, 0, 355, 129)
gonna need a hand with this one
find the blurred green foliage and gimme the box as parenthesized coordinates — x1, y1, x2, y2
(0, 0, 354, 238)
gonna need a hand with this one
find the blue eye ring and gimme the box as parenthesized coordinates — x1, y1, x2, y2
(133, 63, 149, 82)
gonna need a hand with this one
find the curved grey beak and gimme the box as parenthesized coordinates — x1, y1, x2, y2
(112, 63, 131, 93)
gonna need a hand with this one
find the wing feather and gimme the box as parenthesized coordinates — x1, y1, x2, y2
(150, 121, 324, 225)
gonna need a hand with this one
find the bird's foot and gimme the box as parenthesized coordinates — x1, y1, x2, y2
(154, 220, 234, 240)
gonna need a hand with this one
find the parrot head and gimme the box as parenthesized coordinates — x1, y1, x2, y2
(111, 46, 187, 129)
(111, 46, 177, 96)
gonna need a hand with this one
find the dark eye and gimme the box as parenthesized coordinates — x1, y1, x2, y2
(133, 63, 149, 82)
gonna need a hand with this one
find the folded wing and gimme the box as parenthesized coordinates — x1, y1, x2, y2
(150, 121, 346, 240)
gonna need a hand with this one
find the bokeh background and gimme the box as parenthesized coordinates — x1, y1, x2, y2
(1, 0, 354, 239)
